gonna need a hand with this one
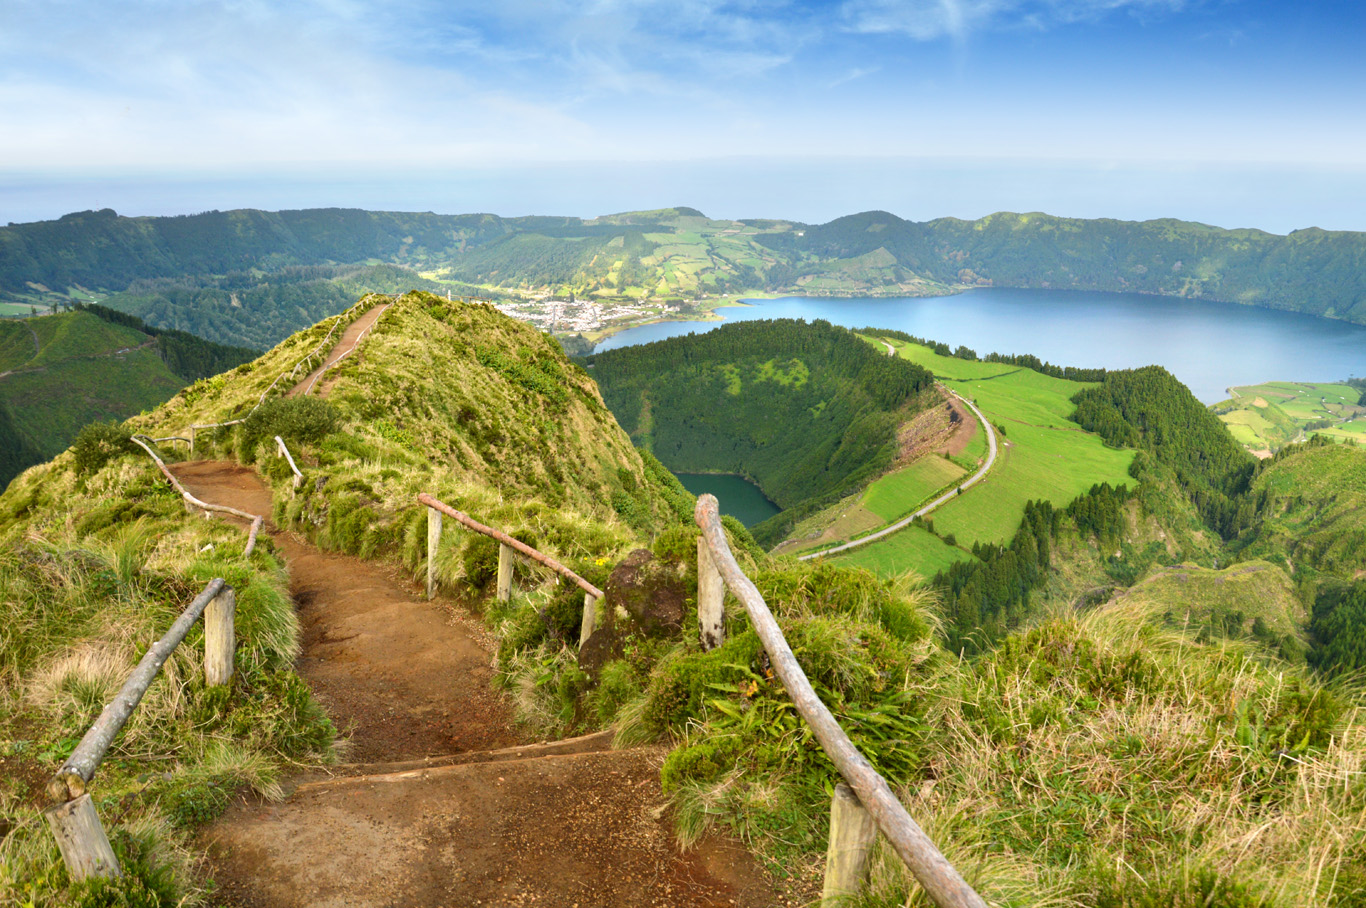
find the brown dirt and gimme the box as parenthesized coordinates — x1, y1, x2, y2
(939, 395, 979, 457)
(203, 750, 784, 908)
(167, 460, 782, 906)
(287, 303, 389, 398)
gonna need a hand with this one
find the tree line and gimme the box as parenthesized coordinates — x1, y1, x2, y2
(588, 319, 935, 547)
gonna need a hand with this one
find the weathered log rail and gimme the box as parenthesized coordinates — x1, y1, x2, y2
(299, 301, 389, 397)
(275, 435, 304, 491)
(45, 578, 238, 880)
(130, 435, 265, 554)
(695, 494, 987, 908)
(418, 493, 605, 645)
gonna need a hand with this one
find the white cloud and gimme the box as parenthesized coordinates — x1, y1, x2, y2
(841, 0, 1186, 41)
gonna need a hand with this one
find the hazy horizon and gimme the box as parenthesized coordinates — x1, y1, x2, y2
(4, 1, 1364, 234)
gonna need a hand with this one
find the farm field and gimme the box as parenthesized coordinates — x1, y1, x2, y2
(825, 339, 1134, 572)
(1213, 380, 1366, 452)
(834, 523, 978, 577)
(862, 454, 966, 522)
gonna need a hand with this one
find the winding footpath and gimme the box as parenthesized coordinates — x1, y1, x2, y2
(162, 305, 781, 908)
(799, 386, 998, 561)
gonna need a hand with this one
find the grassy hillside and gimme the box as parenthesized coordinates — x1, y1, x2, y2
(136, 292, 689, 561)
(1238, 438, 1366, 578)
(0, 309, 256, 492)
(0, 415, 335, 906)
(1110, 560, 1306, 656)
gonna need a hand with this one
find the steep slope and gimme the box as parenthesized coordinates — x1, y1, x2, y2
(1240, 437, 1366, 577)
(0, 308, 256, 491)
(135, 291, 689, 559)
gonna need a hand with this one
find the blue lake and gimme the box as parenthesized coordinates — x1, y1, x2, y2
(673, 473, 781, 527)
(594, 289, 1366, 403)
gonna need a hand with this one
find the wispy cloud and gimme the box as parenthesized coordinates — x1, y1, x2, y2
(828, 66, 881, 88)
(841, 0, 1187, 42)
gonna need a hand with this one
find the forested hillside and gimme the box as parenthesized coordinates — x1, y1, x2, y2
(0, 307, 256, 490)
(588, 319, 935, 546)
(6, 206, 1366, 351)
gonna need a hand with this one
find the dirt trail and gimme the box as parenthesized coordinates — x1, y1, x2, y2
(168, 462, 779, 905)
(287, 303, 389, 398)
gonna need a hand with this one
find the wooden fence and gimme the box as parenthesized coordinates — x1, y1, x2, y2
(695, 493, 987, 908)
(418, 493, 605, 645)
(45, 579, 238, 881)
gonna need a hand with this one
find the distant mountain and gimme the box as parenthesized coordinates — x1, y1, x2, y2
(0, 305, 256, 489)
(4, 207, 1366, 351)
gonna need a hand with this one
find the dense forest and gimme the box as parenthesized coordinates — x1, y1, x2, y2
(1072, 366, 1256, 537)
(588, 319, 935, 546)
(75, 303, 258, 381)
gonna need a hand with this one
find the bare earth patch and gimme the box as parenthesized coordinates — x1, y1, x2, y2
(169, 460, 783, 906)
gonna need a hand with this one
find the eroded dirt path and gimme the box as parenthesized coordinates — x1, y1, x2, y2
(287, 303, 390, 398)
(167, 460, 782, 907)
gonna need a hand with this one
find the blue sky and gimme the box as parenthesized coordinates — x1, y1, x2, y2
(3, 0, 1364, 231)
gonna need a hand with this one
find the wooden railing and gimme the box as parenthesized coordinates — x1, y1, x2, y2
(275, 435, 304, 492)
(695, 494, 987, 908)
(130, 436, 265, 551)
(45, 578, 238, 881)
(418, 494, 605, 645)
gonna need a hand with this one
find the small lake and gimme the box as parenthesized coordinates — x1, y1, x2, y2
(595, 289, 1366, 403)
(673, 473, 780, 527)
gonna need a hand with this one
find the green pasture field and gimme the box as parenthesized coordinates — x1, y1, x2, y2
(0, 302, 40, 318)
(889, 339, 1135, 549)
(1216, 380, 1366, 451)
(862, 454, 966, 522)
(832, 523, 978, 577)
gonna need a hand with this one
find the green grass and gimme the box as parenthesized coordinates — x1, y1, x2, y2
(832, 523, 978, 576)
(861, 456, 965, 522)
(888, 340, 1135, 549)
(0, 321, 37, 371)
(1215, 381, 1366, 452)
(1, 349, 184, 458)
(0, 440, 334, 906)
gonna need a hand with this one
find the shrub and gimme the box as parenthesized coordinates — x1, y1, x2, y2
(71, 421, 136, 476)
(240, 397, 340, 460)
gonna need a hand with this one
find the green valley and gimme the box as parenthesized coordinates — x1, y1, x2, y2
(0, 305, 256, 490)
(10, 206, 1366, 356)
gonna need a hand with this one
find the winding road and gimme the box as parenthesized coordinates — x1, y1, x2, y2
(798, 386, 998, 561)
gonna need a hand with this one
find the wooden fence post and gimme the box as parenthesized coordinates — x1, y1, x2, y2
(426, 506, 442, 600)
(697, 537, 725, 651)
(45, 794, 120, 881)
(580, 593, 599, 645)
(496, 543, 514, 603)
(204, 587, 236, 687)
(822, 782, 879, 905)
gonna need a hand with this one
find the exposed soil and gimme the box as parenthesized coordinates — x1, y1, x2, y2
(166, 458, 782, 906)
(939, 395, 979, 458)
(287, 303, 390, 398)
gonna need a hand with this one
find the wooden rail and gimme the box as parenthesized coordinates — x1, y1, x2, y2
(300, 302, 389, 396)
(130, 436, 265, 554)
(45, 578, 237, 880)
(418, 493, 604, 645)
(695, 494, 987, 908)
(275, 435, 304, 491)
